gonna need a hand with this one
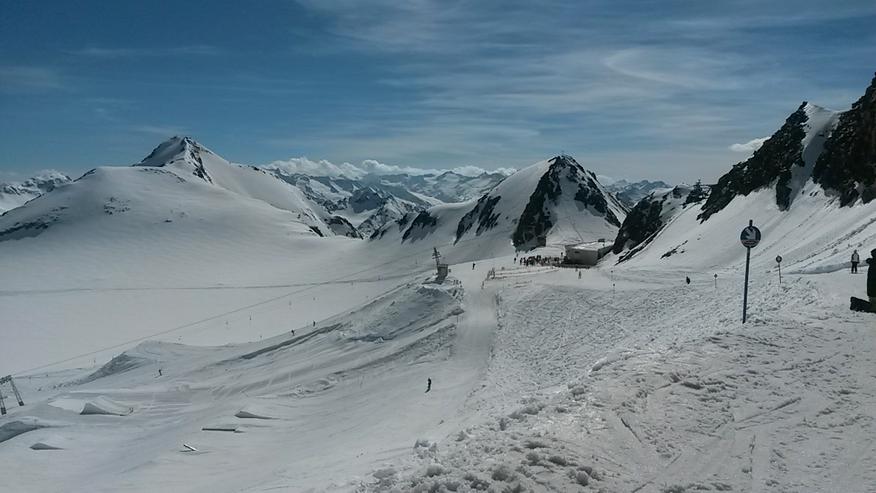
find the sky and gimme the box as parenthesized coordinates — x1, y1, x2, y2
(1, 0, 875, 184)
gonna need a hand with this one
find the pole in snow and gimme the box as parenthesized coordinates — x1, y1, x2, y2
(740, 219, 762, 323)
(776, 255, 783, 284)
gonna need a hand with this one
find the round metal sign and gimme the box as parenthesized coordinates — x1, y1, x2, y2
(740, 225, 761, 248)
(775, 255, 783, 263)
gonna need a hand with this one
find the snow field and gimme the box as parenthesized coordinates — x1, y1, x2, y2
(356, 263, 876, 492)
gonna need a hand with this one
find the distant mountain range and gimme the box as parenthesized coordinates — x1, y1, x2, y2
(266, 168, 506, 238)
(0, 171, 72, 214)
(7, 72, 872, 269)
(605, 179, 673, 208)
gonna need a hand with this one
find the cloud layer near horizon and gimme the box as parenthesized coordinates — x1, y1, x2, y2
(264, 156, 516, 178)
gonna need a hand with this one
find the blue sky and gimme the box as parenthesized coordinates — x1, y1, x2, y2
(1, 0, 875, 183)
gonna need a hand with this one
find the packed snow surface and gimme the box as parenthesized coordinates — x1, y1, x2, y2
(1, 245, 874, 491)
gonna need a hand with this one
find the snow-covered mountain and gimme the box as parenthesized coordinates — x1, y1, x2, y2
(699, 102, 840, 221)
(0, 137, 353, 249)
(0, 170, 72, 214)
(610, 73, 876, 272)
(605, 179, 673, 208)
(371, 155, 626, 260)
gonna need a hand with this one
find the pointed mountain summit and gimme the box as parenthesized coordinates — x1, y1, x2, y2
(699, 102, 840, 221)
(136, 136, 214, 183)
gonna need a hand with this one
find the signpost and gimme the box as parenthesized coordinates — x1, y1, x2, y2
(775, 255, 783, 284)
(740, 220, 761, 323)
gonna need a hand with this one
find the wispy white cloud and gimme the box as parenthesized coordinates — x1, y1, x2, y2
(69, 45, 221, 58)
(0, 65, 63, 93)
(729, 136, 769, 153)
(133, 125, 189, 137)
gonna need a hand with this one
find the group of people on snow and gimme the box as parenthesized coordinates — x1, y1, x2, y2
(516, 254, 563, 267)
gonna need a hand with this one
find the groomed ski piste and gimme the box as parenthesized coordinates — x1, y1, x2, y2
(1, 142, 876, 492)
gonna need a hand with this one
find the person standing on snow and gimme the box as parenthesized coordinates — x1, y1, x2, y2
(851, 250, 860, 274)
(868, 249, 875, 310)
(425, 378, 432, 393)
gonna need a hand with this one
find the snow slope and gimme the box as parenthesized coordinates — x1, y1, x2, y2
(3, 253, 873, 492)
(0, 146, 424, 376)
(613, 181, 876, 274)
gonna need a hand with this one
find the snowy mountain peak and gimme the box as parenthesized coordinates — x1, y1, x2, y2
(698, 100, 840, 221)
(510, 155, 625, 248)
(136, 136, 214, 183)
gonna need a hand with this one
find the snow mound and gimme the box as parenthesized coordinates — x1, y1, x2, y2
(30, 442, 64, 450)
(202, 424, 240, 432)
(234, 405, 276, 420)
(77, 353, 152, 384)
(0, 417, 53, 443)
(234, 411, 273, 419)
(79, 396, 134, 416)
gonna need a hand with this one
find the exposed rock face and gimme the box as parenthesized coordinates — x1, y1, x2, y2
(455, 194, 502, 242)
(612, 184, 708, 262)
(699, 104, 808, 221)
(327, 215, 362, 238)
(813, 73, 876, 205)
(402, 211, 439, 242)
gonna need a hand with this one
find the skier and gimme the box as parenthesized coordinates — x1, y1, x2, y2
(472, 263, 476, 270)
(158, 368, 162, 377)
(868, 249, 876, 310)
(685, 276, 691, 285)
(578, 271, 582, 279)
(425, 378, 432, 393)
(851, 249, 860, 274)
(290, 329, 295, 336)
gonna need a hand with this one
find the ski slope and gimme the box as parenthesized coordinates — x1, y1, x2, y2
(2, 248, 873, 492)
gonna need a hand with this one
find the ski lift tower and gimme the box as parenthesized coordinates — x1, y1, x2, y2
(0, 375, 25, 416)
(433, 247, 448, 282)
